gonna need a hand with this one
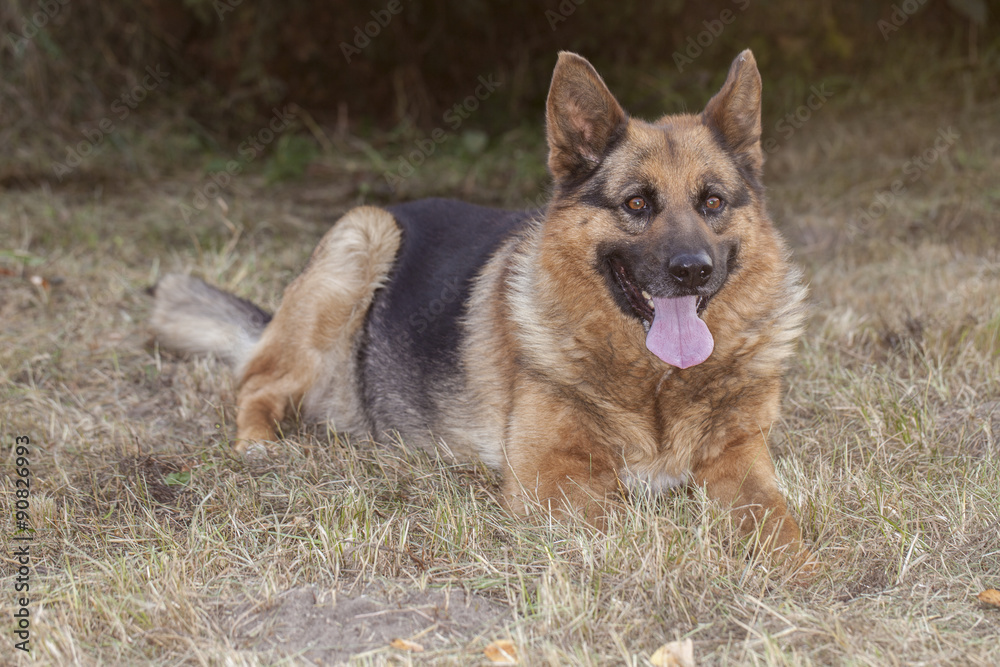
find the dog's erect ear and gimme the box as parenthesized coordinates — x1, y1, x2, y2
(702, 49, 763, 177)
(546, 52, 627, 184)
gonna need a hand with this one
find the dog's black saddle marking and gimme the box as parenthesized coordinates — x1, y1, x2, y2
(360, 198, 537, 425)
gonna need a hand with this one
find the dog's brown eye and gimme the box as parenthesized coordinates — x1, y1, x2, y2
(705, 196, 723, 210)
(626, 196, 647, 211)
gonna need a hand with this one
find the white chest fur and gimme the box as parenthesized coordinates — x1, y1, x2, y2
(621, 467, 688, 494)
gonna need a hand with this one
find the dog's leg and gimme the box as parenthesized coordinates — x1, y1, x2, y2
(501, 385, 620, 528)
(691, 435, 805, 560)
(235, 207, 401, 452)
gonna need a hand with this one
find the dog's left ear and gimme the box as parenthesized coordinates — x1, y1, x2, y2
(546, 52, 627, 185)
(703, 49, 763, 177)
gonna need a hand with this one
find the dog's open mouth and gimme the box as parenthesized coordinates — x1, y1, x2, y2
(609, 257, 715, 369)
(610, 258, 712, 323)
(611, 258, 654, 323)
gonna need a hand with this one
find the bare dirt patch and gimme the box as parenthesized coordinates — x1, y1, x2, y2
(223, 585, 506, 663)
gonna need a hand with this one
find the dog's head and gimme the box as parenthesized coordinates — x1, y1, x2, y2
(544, 50, 775, 369)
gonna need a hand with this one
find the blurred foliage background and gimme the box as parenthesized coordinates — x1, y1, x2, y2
(0, 0, 996, 184)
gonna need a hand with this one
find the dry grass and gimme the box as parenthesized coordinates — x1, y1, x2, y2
(2, 84, 999, 665)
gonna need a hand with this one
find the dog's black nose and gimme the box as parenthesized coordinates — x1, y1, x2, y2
(668, 252, 713, 288)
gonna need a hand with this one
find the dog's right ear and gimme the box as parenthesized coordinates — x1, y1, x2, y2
(546, 52, 627, 185)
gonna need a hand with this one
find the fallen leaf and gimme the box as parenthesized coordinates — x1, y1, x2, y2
(484, 639, 518, 664)
(390, 638, 424, 652)
(977, 589, 1000, 607)
(650, 638, 695, 667)
(29, 274, 50, 290)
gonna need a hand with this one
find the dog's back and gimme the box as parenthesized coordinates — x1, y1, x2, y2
(358, 198, 537, 444)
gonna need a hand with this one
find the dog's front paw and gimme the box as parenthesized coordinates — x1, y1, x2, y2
(236, 439, 271, 458)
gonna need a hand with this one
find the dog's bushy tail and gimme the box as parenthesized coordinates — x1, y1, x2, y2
(149, 274, 271, 369)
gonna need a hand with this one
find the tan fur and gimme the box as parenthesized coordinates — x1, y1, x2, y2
(459, 51, 811, 563)
(234, 206, 401, 450)
(465, 195, 806, 552)
(153, 51, 813, 571)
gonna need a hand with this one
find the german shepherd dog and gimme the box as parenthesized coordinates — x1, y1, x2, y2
(151, 50, 810, 563)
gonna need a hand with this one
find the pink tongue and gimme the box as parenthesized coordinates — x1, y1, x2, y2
(645, 295, 714, 369)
